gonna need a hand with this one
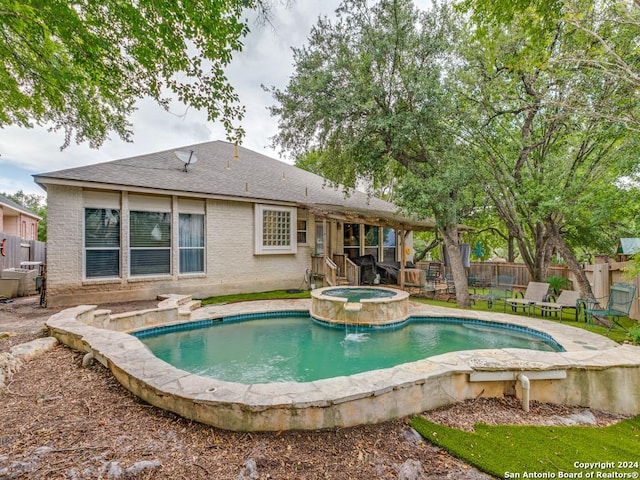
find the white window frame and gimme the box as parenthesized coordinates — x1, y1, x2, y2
(178, 212, 205, 274)
(297, 217, 308, 245)
(129, 210, 172, 277)
(83, 207, 121, 280)
(255, 204, 297, 255)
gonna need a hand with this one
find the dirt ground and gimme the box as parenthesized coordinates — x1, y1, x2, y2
(0, 297, 628, 479)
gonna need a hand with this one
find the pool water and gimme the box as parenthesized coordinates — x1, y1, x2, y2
(138, 315, 561, 384)
(322, 287, 397, 301)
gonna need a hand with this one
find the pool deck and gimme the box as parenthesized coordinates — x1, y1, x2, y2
(46, 296, 640, 432)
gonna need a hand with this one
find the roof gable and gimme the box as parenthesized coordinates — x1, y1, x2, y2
(0, 193, 41, 219)
(34, 141, 437, 230)
(619, 238, 640, 255)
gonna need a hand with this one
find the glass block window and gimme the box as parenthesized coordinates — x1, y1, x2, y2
(263, 209, 291, 246)
(85, 208, 120, 278)
(129, 211, 171, 276)
(255, 205, 297, 254)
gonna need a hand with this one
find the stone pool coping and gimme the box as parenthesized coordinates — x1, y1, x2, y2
(311, 285, 410, 326)
(46, 295, 640, 432)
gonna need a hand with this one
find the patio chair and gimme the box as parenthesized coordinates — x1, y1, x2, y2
(531, 289, 581, 320)
(444, 274, 456, 302)
(425, 262, 443, 284)
(505, 281, 550, 315)
(472, 275, 515, 309)
(579, 282, 637, 335)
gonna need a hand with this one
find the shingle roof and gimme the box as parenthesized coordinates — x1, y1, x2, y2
(0, 193, 41, 219)
(619, 238, 640, 255)
(34, 140, 436, 230)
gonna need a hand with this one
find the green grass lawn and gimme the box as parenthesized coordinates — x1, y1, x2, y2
(409, 294, 635, 344)
(411, 414, 640, 479)
(200, 287, 636, 343)
(201, 289, 311, 305)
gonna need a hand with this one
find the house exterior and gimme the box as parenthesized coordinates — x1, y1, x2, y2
(617, 238, 640, 262)
(0, 194, 40, 241)
(34, 141, 435, 306)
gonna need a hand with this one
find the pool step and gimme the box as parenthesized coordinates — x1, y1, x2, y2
(178, 299, 202, 320)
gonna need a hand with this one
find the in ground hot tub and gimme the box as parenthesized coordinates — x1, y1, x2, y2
(310, 286, 410, 326)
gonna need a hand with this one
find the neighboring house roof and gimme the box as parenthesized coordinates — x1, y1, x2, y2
(0, 193, 41, 220)
(34, 140, 437, 231)
(619, 238, 640, 255)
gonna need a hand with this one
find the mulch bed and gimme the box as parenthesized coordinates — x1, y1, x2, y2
(1, 346, 490, 479)
(0, 298, 629, 479)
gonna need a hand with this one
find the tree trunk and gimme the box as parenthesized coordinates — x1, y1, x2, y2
(440, 224, 471, 308)
(507, 235, 516, 262)
(413, 237, 441, 263)
(547, 224, 594, 299)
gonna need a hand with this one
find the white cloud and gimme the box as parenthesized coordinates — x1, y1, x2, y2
(0, 0, 435, 192)
(0, 0, 342, 190)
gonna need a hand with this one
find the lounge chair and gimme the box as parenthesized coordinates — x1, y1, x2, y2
(425, 262, 443, 284)
(471, 275, 515, 309)
(532, 289, 581, 320)
(505, 281, 550, 315)
(579, 282, 637, 335)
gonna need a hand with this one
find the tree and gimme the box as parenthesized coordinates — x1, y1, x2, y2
(269, 0, 475, 306)
(456, 4, 639, 297)
(1, 0, 267, 149)
(462, 0, 640, 130)
(1, 190, 47, 241)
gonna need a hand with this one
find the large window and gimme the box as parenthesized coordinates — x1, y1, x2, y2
(315, 223, 324, 255)
(383, 228, 397, 263)
(343, 223, 360, 259)
(255, 205, 297, 254)
(85, 208, 120, 278)
(179, 213, 204, 273)
(364, 225, 379, 260)
(130, 211, 171, 275)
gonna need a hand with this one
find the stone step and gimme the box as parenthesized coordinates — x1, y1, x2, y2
(178, 300, 201, 320)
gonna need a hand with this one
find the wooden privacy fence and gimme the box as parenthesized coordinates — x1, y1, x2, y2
(433, 260, 638, 320)
(466, 262, 570, 290)
(583, 261, 639, 321)
(0, 233, 46, 270)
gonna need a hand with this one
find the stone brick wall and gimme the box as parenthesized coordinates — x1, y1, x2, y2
(46, 186, 314, 306)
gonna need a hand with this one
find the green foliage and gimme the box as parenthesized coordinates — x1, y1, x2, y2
(627, 324, 640, 346)
(1, 190, 47, 241)
(411, 414, 640, 479)
(270, 0, 460, 191)
(201, 289, 311, 305)
(545, 275, 570, 295)
(454, 0, 640, 283)
(0, 0, 260, 148)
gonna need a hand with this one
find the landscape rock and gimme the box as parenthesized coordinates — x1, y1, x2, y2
(125, 459, 162, 476)
(397, 459, 425, 480)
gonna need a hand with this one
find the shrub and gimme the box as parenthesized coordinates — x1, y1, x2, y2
(545, 275, 570, 295)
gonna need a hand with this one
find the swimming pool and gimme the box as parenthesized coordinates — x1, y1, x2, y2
(135, 313, 562, 384)
(47, 296, 637, 432)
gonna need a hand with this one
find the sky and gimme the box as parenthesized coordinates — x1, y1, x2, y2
(0, 1, 344, 196)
